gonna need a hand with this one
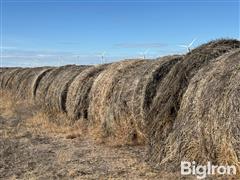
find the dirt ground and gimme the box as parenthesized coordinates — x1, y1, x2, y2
(0, 92, 187, 180)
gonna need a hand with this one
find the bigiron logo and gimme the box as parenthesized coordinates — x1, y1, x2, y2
(181, 161, 237, 179)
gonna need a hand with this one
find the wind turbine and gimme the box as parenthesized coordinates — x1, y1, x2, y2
(139, 49, 149, 59)
(179, 38, 197, 52)
(99, 51, 106, 64)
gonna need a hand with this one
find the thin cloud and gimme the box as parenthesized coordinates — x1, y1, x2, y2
(0, 46, 17, 49)
(114, 43, 167, 48)
(58, 42, 82, 45)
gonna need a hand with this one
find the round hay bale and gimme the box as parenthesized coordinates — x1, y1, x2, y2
(34, 66, 71, 107)
(152, 49, 240, 172)
(32, 67, 55, 101)
(15, 67, 49, 99)
(11, 68, 32, 94)
(45, 65, 89, 113)
(88, 60, 141, 125)
(147, 39, 240, 165)
(3, 68, 25, 90)
(88, 60, 160, 143)
(0, 68, 18, 89)
(131, 55, 182, 137)
(66, 64, 109, 121)
(34, 65, 77, 107)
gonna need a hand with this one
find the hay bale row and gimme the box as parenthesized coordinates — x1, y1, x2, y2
(66, 64, 109, 121)
(0, 67, 54, 99)
(147, 39, 240, 166)
(153, 49, 240, 172)
(45, 65, 89, 113)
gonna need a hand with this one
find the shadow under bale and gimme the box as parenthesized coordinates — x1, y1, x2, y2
(147, 39, 240, 166)
(154, 49, 240, 174)
(45, 65, 89, 114)
(66, 64, 109, 121)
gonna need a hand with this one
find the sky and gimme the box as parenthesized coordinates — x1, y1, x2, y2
(1, 0, 239, 67)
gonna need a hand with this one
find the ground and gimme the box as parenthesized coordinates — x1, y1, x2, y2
(0, 92, 184, 180)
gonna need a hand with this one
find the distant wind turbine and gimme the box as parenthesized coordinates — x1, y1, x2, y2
(99, 52, 106, 64)
(179, 38, 197, 52)
(139, 49, 149, 59)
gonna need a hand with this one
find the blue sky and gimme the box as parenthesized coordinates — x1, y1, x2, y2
(1, 0, 239, 66)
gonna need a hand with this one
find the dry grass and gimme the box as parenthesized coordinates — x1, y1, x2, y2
(0, 90, 87, 139)
(0, 90, 16, 117)
(0, 89, 139, 146)
(0, 90, 25, 118)
(25, 111, 87, 138)
(88, 119, 146, 147)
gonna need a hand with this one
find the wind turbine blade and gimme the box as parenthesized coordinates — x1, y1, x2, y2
(188, 38, 197, 47)
(178, 45, 188, 48)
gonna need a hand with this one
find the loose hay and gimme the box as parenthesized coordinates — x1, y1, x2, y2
(66, 64, 109, 121)
(147, 39, 240, 167)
